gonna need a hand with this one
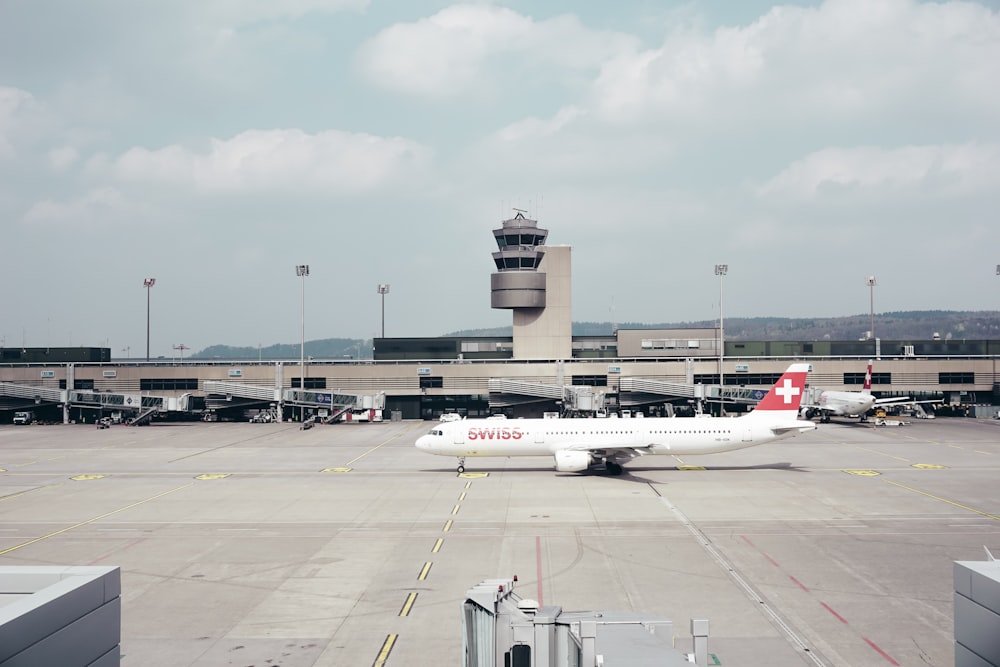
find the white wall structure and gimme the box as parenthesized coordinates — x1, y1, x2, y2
(954, 557, 1000, 667)
(0, 565, 121, 667)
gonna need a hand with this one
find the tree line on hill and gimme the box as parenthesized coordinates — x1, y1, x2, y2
(191, 311, 1000, 359)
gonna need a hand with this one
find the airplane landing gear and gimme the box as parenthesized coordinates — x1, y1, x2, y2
(457, 457, 466, 474)
(605, 461, 623, 476)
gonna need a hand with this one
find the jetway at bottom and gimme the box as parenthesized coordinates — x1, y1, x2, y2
(463, 578, 709, 667)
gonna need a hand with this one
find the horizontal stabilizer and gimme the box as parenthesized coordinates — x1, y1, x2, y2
(770, 421, 817, 435)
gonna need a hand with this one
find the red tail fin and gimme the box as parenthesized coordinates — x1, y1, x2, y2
(753, 363, 811, 413)
(862, 360, 873, 393)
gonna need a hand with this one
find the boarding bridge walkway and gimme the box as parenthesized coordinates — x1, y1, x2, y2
(0, 382, 62, 405)
(203, 381, 383, 420)
(2, 381, 189, 424)
(487, 379, 605, 412)
(620, 378, 764, 406)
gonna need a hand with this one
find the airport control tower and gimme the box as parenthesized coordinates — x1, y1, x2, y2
(490, 211, 572, 359)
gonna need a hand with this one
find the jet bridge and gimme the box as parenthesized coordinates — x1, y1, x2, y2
(0, 381, 62, 406)
(203, 381, 383, 422)
(487, 379, 606, 414)
(2, 381, 185, 424)
(619, 378, 764, 409)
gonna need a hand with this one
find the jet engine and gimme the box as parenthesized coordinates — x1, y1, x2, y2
(554, 450, 593, 472)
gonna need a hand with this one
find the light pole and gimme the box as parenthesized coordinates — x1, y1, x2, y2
(377, 284, 390, 338)
(866, 275, 877, 341)
(144, 278, 156, 361)
(172, 344, 188, 362)
(715, 264, 727, 404)
(296, 265, 310, 422)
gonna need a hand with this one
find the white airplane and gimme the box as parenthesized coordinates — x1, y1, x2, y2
(415, 363, 816, 475)
(801, 359, 939, 423)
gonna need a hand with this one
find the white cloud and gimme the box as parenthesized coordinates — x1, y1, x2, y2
(355, 4, 637, 98)
(591, 0, 1000, 127)
(48, 146, 80, 171)
(22, 187, 130, 228)
(758, 143, 1000, 198)
(0, 86, 45, 158)
(107, 128, 432, 194)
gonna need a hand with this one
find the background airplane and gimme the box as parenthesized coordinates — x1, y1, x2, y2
(415, 363, 816, 475)
(800, 359, 940, 423)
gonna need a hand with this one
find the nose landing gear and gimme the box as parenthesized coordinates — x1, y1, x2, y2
(457, 457, 466, 474)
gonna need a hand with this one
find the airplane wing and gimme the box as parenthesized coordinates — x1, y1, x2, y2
(561, 443, 651, 459)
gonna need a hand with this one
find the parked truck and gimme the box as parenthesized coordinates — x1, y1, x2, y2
(13, 411, 34, 425)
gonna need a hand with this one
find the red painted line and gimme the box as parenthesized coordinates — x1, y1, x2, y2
(820, 601, 848, 624)
(535, 535, 544, 606)
(741, 535, 779, 567)
(789, 575, 809, 592)
(863, 637, 900, 666)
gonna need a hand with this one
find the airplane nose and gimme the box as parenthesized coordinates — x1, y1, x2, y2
(415, 436, 429, 451)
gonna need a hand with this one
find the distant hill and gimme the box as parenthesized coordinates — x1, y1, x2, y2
(193, 311, 1000, 358)
(449, 311, 1000, 341)
(193, 339, 370, 360)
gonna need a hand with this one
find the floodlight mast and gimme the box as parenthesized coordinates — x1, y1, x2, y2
(377, 284, 390, 338)
(144, 278, 156, 361)
(714, 264, 728, 405)
(866, 276, 877, 341)
(296, 265, 310, 423)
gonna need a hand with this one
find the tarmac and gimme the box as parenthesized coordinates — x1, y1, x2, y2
(1, 415, 998, 666)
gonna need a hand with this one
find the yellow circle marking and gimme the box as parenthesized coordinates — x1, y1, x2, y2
(71, 474, 106, 481)
(195, 473, 230, 480)
(677, 465, 707, 471)
(0, 468, 6, 473)
(912, 463, 946, 469)
(843, 469, 881, 476)
(322, 467, 352, 473)
(459, 472, 488, 478)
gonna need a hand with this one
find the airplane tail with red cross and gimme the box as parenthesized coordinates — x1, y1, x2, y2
(742, 363, 812, 423)
(861, 359, 874, 394)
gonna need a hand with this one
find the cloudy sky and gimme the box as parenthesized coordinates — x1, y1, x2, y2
(2, 0, 998, 356)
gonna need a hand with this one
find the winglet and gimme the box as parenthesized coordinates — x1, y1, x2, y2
(753, 363, 811, 414)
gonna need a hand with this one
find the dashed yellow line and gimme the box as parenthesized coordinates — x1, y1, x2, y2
(451, 504, 461, 515)
(372, 633, 397, 666)
(399, 592, 418, 617)
(431, 538, 443, 553)
(464, 481, 472, 489)
(458, 492, 466, 501)
(418, 562, 433, 581)
(442, 519, 453, 532)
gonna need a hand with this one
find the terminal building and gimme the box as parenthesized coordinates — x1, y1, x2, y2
(2, 213, 1000, 424)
